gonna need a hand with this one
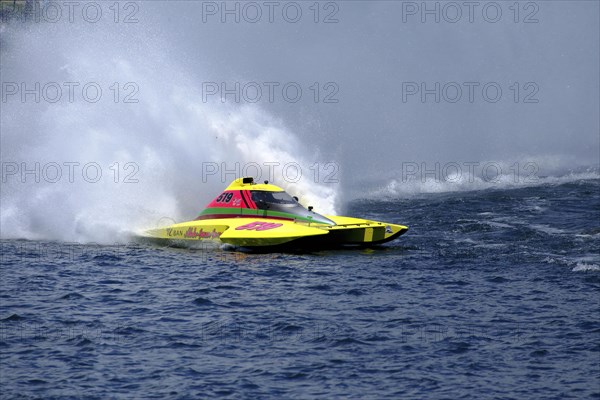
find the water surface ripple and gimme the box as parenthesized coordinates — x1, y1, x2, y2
(1, 180, 599, 398)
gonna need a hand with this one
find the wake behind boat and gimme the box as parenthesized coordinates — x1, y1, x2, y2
(141, 177, 408, 249)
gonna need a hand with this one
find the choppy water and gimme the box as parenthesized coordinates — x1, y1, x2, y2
(1, 179, 599, 399)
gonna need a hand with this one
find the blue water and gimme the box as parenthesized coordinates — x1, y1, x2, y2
(1, 179, 599, 399)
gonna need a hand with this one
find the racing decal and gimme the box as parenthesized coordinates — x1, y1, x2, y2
(184, 227, 222, 239)
(206, 190, 247, 209)
(166, 227, 222, 239)
(235, 221, 283, 231)
(166, 228, 184, 237)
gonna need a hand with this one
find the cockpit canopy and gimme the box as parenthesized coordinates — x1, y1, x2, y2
(250, 190, 334, 225)
(251, 191, 296, 208)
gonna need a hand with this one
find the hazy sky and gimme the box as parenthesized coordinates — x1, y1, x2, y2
(150, 1, 599, 173)
(3, 1, 599, 176)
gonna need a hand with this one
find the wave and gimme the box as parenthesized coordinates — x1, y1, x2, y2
(360, 163, 599, 199)
(572, 263, 600, 272)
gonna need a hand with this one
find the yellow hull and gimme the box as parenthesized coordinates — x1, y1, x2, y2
(142, 216, 407, 248)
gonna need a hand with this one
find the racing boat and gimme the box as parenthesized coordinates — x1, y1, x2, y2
(142, 177, 408, 249)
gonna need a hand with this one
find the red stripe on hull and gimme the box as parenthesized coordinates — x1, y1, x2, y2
(241, 190, 257, 209)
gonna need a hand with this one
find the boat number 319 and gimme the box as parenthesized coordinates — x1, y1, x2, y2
(216, 192, 234, 203)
